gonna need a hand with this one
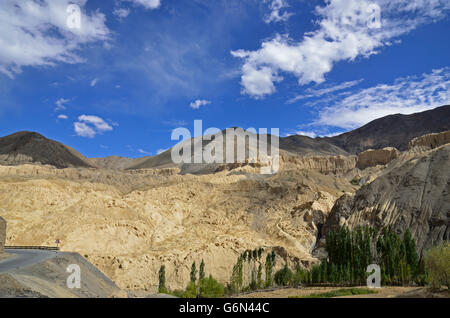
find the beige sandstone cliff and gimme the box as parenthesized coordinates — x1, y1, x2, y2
(408, 130, 450, 150)
(0, 157, 357, 291)
(321, 143, 450, 255)
(356, 147, 400, 170)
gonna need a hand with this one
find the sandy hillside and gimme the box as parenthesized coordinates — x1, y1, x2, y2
(0, 156, 361, 291)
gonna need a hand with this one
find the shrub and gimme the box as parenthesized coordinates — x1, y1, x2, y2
(274, 263, 293, 286)
(182, 281, 198, 298)
(200, 275, 225, 298)
(424, 243, 450, 290)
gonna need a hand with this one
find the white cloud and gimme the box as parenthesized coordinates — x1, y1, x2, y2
(232, 0, 450, 98)
(190, 99, 211, 110)
(74, 122, 96, 138)
(264, 0, 294, 24)
(57, 114, 68, 120)
(313, 68, 450, 129)
(296, 131, 317, 138)
(113, 8, 131, 19)
(287, 79, 363, 104)
(122, 0, 161, 10)
(138, 149, 151, 155)
(74, 115, 113, 138)
(0, 0, 110, 78)
(91, 78, 99, 87)
(55, 98, 70, 111)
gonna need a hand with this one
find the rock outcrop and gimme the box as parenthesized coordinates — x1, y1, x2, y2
(0, 216, 6, 253)
(0, 161, 356, 290)
(408, 130, 450, 150)
(356, 147, 400, 170)
(322, 144, 450, 255)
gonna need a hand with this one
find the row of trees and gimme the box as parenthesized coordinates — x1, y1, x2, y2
(158, 259, 225, 298)
(266, 226, 422, 287)
(227, 248, 276, 294)
(158, 226, 429, 297)
(319, 226, 421, 285)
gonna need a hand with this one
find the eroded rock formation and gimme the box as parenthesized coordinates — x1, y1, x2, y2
(356, 147, 400, 170)
(408, 130, 450, 150)
(322, 144, 450, 255)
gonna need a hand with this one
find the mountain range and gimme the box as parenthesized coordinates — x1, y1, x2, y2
(1, 105, 449, 170)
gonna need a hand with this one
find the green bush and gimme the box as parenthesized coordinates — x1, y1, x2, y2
(200, 275, 225, 298)
(182, 281, 198, 298)
(274, 263, 293, 286)
(424, 243, 450, 290)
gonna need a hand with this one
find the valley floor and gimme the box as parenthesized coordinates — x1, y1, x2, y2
(236, 286, 448, 298)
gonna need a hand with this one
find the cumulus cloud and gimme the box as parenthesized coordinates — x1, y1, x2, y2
(264, 0, 294, 23)
(55, 98, 70, 111)
(312, 68, 450, 129)
(122, 0, 161, 10)
(57, 114, 68, 120)
(74, 115, 113, 138)
(190, 99, 211, 110)
(232, 0, 450, 98)
(0, 0, 110, 78)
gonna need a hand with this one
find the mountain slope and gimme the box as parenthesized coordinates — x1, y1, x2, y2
(0, 131, 94, 169)
(326, 105, 450, 154)
(280, 135, 348, 156)
(321, 140, 450, 255)
(127, 106, 450, 170)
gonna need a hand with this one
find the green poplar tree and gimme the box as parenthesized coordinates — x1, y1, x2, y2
(199, 259, 206, 281)
(158, 265, 167, 293)
(190, 262, 197, 283)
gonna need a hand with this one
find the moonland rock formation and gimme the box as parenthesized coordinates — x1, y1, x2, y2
(320, 136, 450, 256)
(0, 155, 360, 291)
(356, 147, 400, 170)
(0, 216, 6, 253)
(408, 130, 450, 150)
(0, 108, 449, 292)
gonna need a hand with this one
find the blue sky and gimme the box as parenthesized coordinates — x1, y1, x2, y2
(0, 0, 449, 158)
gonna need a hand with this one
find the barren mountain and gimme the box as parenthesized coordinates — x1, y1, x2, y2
(127, 106, 450, 170)
(320, 132, 450, 256)
(325, 105, 450, 154)
(88, 156, 139, 170)
(0, 155, 361, 291)
(0, 132, 94, 169)
(0, 108, 449, 293)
